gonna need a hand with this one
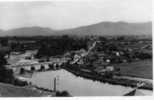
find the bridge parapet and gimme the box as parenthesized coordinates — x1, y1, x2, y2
(7, 60, 68, 74)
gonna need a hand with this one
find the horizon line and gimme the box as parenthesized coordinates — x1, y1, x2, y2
(0, 20, 152, 31)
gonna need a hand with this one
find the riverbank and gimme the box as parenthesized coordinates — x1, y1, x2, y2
(64, 65, 153, 90)
(15, 74, 72, 97)
(0, 82, 52, 97)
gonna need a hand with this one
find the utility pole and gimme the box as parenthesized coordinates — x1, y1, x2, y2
(52, 77, 57, 97)
(52, 76, 60, 96)
(53, 77, 57, 92)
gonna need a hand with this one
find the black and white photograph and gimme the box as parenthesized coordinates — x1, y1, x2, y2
(0, 0, 152, 97)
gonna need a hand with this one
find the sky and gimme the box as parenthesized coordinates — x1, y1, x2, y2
(0, 0, 152, 30)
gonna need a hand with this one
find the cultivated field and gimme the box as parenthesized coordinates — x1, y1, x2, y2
(113, 59, 152, 79)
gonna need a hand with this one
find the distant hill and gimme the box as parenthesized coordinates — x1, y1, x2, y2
(3, 27, 56, 36)
(58, 21, 152, 36)
(0, 29, 4, 36)
(0, 21, 152, 37)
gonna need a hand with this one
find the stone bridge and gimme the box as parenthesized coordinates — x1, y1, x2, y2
(6, 60, 68, 74)
(6, 41, 98, 75)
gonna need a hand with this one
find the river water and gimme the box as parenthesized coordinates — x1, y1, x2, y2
(28, 69, 152, 96)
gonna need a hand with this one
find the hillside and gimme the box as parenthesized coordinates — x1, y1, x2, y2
(0, 21, 152, 37)
(58, 21, 152, 36)
(0, 30, 4, 36)
(4, 27, 56, 36)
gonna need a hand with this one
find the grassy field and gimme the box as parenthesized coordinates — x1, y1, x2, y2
(113, 59, 152, 79)
(0, 82, 51, 97)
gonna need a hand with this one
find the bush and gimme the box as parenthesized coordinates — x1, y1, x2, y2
(13, 79, 28, 86)
(56, 91, 70, 97)
(0, 65, 14, 83)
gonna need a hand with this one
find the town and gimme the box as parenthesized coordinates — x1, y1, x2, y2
(0, 35, 152, 96)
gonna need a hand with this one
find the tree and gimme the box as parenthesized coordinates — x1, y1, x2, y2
(117, 36, 125, 41)
(35, 36, 89, 58)
(0, 38, 8, 46)
(0, 53, 14, 83)
(0, 52, 28, 86)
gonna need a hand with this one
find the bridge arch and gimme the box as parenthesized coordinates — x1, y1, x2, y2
(49, 64, 53, 69)
(40, 65, 45, 71)
(19, 68, 25, 74)
(31, 66, 35, 71)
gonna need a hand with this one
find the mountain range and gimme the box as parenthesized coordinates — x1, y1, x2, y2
(0, 21, 152, 37)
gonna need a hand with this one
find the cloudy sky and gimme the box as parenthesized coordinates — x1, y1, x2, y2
(0, 0, 152, 30)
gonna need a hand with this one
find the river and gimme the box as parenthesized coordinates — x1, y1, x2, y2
(26, 69, 152, 96)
